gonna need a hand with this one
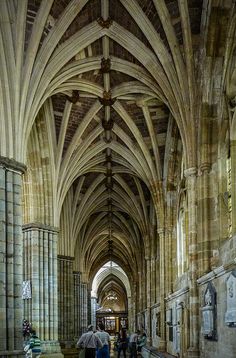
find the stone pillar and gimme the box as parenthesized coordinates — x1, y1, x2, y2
(22, 224, 63, 357)
(58, 255, 74, 347)
(91, 296, 97, 329)
(0, 157, 26, 355)
(87, 289, 91, 325)
(184, 168, 199, 358)
(158, 228, 166, 351)
(129, 280, 137, 331)
(150, 257, 156, 305)
(230, 139, 236, 236)
(81, 282, 88, 333)
(145, 257, 152, 342)
(198, 163, 211, 276)
(73, 271, 81, 338)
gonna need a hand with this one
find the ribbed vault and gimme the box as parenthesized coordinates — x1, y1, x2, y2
(0, 0, 203, 287)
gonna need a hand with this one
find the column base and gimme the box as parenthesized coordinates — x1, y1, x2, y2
(41, 340, 63, 357)
(40, 354, 64, 358)
(158, 339, 166, 351)
(186, 347, 199, 358)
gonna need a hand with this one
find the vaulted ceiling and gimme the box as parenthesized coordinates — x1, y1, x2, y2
(1, 0, 203, 281)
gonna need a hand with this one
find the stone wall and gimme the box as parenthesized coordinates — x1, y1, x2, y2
(198, 236, 236, 358)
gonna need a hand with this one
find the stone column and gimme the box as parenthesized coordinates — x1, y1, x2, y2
(87, 289, 91, 325)
(198, 163, 211, 276)
(129, 280, 137, 331)
(158, 228, 166, 351)
(22, 223, 63, 357)
(145, 257, 152, 343)
(73, 271, 81, 338)
(230, 139, 236, 236)
(91, 296, 97, 329)
(184, 168, 199, 358)
(0, 157, 26, 355)
(150, 256, 156, 306)
(80, 282, 88, 333)
(58, 255, 74, 347)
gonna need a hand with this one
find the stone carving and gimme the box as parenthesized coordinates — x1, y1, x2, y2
(97, 17, 113, 28)
(100, 58, 111, 73)
(66, 90, 80, 104)
(225, 270, 236, 326)
(99, 90, 116, 106)
(22, 281, 32, 299)
(201, 282, 217, 340)
(102, 118, 114, 130)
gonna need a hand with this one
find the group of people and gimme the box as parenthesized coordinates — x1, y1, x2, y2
(77, 323, 111, 358)
(77, 324, 147, 358)
(115, 328, 147, 358)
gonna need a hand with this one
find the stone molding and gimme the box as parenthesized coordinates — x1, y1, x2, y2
(150, 302, 160, 309)
(165, 286, 189, 301)
(197, 258, 236, 285)
(58, 255, 75, 261)
(0, 155, 27, 173)
(22, 222, 59, 233)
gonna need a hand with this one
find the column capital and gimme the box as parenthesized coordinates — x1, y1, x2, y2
(184, 167, 197, 178)
(57, 255, 74, 262)
(22, 222, 59, 233)
(73, 270, 81, 275)
(157, 228, 165, 235)
(0, 155, 27, 173)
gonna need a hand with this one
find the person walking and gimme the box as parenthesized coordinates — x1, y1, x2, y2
(128, 330, 140, 358)
(95, 322, 111, 358)
(29, 330, 41, 357)
(117, 328, 128, 358)
(77, 325, 103, 358)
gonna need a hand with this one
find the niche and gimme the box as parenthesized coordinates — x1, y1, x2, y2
(225, 269, 236, 327)
(201, 282, 217, 340)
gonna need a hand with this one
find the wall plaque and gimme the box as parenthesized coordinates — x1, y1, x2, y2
(225, 269, 236, 326)
(22, 281, 32, 299)
(201, 282, 217, 340)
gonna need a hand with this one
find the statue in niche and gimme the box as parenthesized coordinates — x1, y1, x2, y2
(201, 282, 217, 340)
(204, 289, 212, 306)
